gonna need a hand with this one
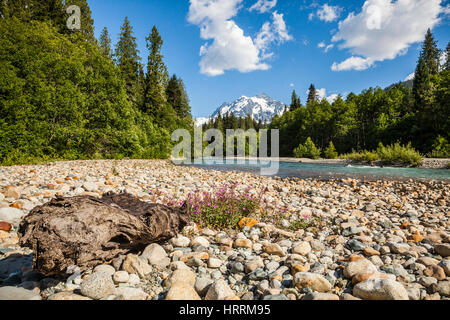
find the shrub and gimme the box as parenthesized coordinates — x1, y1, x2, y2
(342, 150, 379, 163)
(324, 141, 338, 159)
(293, 137, 321, 159)
(184, 183, 265, 230)
(376, 142, 423, 166)
(428, 136, 450, 158)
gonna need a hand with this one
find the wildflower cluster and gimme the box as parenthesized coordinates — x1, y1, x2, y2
(184, 183, 265, 230)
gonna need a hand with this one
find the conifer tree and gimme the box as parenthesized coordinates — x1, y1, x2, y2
(413, 57, 432, 110)
(115, 17, 141, 105)
(420, 29, 440, 75)
(99, 27, 113, 59)
(290, 90, 301, 111)
(445, 42, 450, 71)
(307, 84, 317, 105)
(166, 75, 192, 119)
(143, 26, 167, 116)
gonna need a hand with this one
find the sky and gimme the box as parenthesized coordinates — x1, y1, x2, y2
(88, 0, 450, 118)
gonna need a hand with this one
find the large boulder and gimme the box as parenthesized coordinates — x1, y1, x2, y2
(18, 192, 191, 276)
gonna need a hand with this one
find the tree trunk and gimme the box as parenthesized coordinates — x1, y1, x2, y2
(18, 192, 191, 276)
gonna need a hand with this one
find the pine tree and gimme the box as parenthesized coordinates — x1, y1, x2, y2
(166, 75, 192, 119)
(143, 25, 176, 128)
(420, 29, 440, 75)
(444, 42, 450, 71)
(307, 84, 317, 105)
(115, 17, 141, 105)
(290, 90, 301, 111)
(99, 27, 113, 59)
(413, 57, 432, 110)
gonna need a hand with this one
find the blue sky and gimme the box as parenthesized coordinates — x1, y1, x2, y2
(88, 0, 450, 118)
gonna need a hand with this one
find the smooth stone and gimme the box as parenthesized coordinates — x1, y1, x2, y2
(80, 271, 115, 300)
(113, 271, 130, 284)
(195, 277, 214, 297)
(344, 259, 378, 279)
(141, 243, 170, 268)
(115, 287, 149, 300)
(263, 243, 286, 257)
(0, 286, 41, 300)
(205, 279, 235, 300)
(263, 294, 288, 300)
(434, 244, 450, 257)
(0, 207, 24, 226)
(302, 292, 340, 300)
(191, 236, 210, 248)
(293, 273, 332, 292)
(165, 282, 201, 300)
(353, 278, 409, 300)
(165, 269, 196, 288)
(207, 258, 223, 269)
(170, 235, 190, 248)
(93, 264, 116, 276)
(122, 254, 152, 278)
(48, 292, 92, 300)
(292, 242, 312, 256)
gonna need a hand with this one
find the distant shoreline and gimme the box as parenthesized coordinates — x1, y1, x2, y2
(177, 157, 450, 170)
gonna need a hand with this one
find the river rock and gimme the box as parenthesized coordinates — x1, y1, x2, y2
(292, 242, 312, 256)
(165, 269, 196, 288)
(0, 286, 41, 300)
(205, 279, 235, 300)
(434, 244, 450, 257)
(122, 254, 152, 278)
(293, 272, 332, 292)
(166, 282, 201, 300)
(48, 292, 92, 300)
(141, 243, 170, 268)
(302, 292, 340, 300)
(263, 243, 286, 257)
(80, 271, 115, 300)
(344, 259, 378, 279)
(353, 278, 409, 300)
(115, 287, 149, 300)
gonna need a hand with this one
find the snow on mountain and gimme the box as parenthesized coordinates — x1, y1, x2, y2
(213, 93, 286, 122)
(194, 93, 287, 127)
(194, 117, 211, 127)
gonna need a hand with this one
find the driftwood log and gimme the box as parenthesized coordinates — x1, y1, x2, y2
(18, 192, 191, 276)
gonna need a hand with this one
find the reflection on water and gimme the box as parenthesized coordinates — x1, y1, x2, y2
(184, 159, 450, 181)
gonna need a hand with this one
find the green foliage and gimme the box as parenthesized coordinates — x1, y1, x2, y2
(342, 150, 379, 163)
(186, 184, 262, 230)
(0, 17, 174, 165)
(99, 26, 113, 59)
(115, 17, 141, 105)
(293, 137, 321, 159)
(324, 141, 338, 159)
(428, 136, 450, 158)
(290, 90, 301, 111)
(376, 142, 423, 166)
(342, 143, 423, 166)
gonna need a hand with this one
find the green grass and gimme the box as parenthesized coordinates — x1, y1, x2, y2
(342, 142, 423, 167)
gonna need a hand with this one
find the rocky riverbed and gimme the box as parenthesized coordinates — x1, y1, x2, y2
(0, 159, 449, 300)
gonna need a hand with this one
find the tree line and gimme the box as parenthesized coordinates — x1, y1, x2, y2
(270, 29, 449, 158)
(0, 0, 193, 165)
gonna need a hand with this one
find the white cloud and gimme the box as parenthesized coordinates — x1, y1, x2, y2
(405, 73, 415, 81)
(250, 0, 277, 13)
(318, 42, 334, 53)
(331, 0, 444, 71)
(188, 0, 291, 76)
(331, 56, 374, 71)
(310, 4, 342, 22)
(255, 11, 293, 59)
(324, 44, 334, 53)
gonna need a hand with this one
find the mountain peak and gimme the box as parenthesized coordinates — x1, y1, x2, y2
(209, 93, 286, 123)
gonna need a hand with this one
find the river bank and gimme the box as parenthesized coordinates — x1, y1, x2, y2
(0, 160, 448, 300)
(226, 157, 450, 170)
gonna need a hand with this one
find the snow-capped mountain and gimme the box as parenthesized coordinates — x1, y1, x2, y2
(212, 93, 286, 123)
(194, 93, 287, 127)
